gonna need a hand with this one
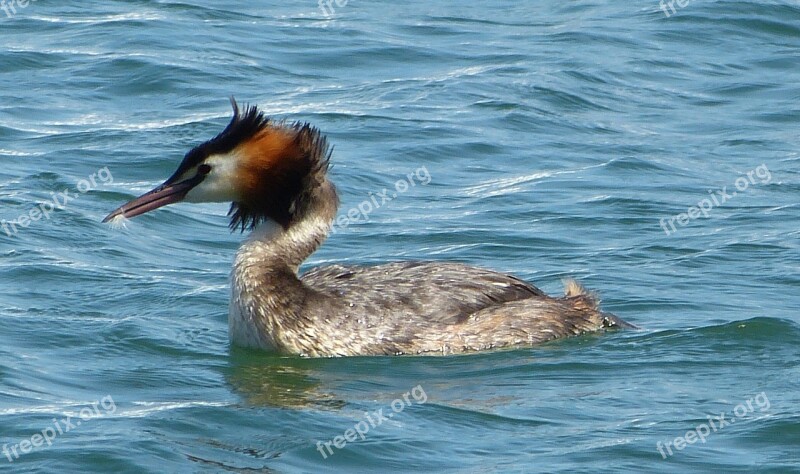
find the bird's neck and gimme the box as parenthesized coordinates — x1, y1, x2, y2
(235, 179, 338, 276)
(229, 180, 338, 352)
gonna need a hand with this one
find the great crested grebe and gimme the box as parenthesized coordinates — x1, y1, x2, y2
(104, 99, 632, 357)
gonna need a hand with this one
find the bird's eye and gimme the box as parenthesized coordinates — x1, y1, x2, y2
(198, 164, 212, 175)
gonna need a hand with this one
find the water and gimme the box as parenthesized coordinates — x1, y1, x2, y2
(1, 1, 798, 472)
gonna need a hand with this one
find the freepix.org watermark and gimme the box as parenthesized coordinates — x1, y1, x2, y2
(316, 384, 427, 459)
(659, 164, 771, 236)
(329, 165, 431, 234)
(0, 0, 36, 19)
(1, 166, 114, 237)
(659, 0, 690, 18)
(3, 395, 116, 463)
(318, 0, 349, 17)
(656, 392, 770, 459)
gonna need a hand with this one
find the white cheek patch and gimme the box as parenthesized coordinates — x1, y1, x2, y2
(184, 152, 241, 203)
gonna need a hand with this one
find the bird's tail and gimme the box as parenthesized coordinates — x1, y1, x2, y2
(562, 279, 637, 329)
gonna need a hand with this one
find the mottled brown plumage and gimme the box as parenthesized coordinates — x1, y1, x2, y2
(104, 99, 633, 357)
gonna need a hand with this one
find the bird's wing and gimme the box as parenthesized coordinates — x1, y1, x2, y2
(301, 261, 546, 325)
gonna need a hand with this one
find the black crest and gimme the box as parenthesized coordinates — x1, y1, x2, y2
(165, 98, 270, 185)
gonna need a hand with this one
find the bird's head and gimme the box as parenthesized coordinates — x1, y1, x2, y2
(103, 99, 333, 231)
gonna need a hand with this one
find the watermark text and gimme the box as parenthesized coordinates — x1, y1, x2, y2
(1, 0, 37, 19)
(659, 164, 770, 236)
(316, 385, 427, 459)
(1, 166, 114, 238)
(330, 165, 431, 234)
(319, 0, 348, 17)
(3, 395, 116, 463)
(657, 392, 770, 459)
(660, 0, 690, 17)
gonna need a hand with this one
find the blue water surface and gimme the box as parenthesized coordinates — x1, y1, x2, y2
(1, 1, 798, 472)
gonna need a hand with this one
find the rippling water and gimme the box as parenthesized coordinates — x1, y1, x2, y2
(1, 1, 798, 472)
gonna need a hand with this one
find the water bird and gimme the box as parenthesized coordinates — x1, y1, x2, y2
(103, 99, 633, 357)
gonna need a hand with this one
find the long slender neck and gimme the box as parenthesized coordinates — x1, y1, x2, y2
(229, 179, 338, 352)
(235, 179, 338, 275)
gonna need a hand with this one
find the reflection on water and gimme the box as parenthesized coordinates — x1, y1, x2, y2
(224, 348, 346, 410)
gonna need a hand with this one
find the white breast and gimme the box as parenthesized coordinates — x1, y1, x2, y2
(228, 249, 278, 352)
